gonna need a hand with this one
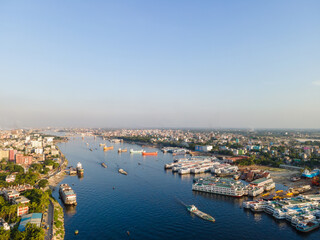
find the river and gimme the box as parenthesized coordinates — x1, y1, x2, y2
(52, 136, 319, 240)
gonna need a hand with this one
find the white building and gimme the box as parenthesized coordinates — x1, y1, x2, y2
(31, 141, 42, 148)
(195, 145, 213, 152)
(34, 148, 43, 155)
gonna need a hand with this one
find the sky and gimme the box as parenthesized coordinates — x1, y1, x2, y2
(0, 0, 320, 129)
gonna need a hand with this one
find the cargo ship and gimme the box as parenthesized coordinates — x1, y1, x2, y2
(101, 163, 107, 168)
(59, 184, 77, 205)
(142, 152, 158, 156)
(130, 149, 144, 154)
(118, 148, 128, 153)
(76, 162, 84, 176)
(103, 146, 114, 151)
(118, 169, 128, 175)
(186, 205, 215, 222)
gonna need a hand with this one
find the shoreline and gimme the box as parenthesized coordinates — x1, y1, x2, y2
(47, 148, 69, 240)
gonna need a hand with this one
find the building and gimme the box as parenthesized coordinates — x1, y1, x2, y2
(9, 149, 17, 162)
(51, 149, 59, 156)
(15, 154, 33, 166)
(13, 196, 30, 216)
(251, 178, 273, 187)
(3, 189, 19, 201)
(0, 150, 9, 160)
(5, 175, 16, 183)
(31, 141, 42, 148)
(0, 218, 10, 231)
(195, 145, 213, 152)
(18, 213, 42, 231)
(34, 148, 43, 155)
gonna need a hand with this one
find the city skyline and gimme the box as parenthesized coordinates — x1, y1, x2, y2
(1, 0, 320, 129)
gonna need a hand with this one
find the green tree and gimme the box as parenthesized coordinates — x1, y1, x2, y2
(38, 180, 48, 189)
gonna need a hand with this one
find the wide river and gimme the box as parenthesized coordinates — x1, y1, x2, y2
(52, 136, 320, 240)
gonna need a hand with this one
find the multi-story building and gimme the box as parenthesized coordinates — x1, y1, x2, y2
(9, 149, 17, 162)
(15, 154, 33, 165)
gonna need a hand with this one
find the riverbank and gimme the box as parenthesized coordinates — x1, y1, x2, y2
(241, 165, 320, 194)
(47, 151, 68, 240)
(52, 198, 65, 240)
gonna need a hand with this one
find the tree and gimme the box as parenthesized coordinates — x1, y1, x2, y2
(0, 228, 10, 240)
(38, 180, 48, 189)
(24, 223, 45, 240)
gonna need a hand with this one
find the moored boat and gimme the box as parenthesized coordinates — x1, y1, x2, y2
(118, 148, 128, 153)
(59, 184, 77, 205)
(296, 220, 319, 232)
(142, 152, 158, 156)
(103, 146, 114, 151)
(186, 205, 215, 222)
(76, 162, 84, 176)
(130, 149, 144, 154)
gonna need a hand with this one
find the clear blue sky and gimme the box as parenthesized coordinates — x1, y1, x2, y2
(1, 0, 320, 129)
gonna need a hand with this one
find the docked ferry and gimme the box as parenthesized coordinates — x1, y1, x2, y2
(59, 184, 77, 205)
(296, 220, 319, 232)
(192, 177, 246, 197)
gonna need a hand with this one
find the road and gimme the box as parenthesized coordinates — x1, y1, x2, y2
(44, 200, 54, 240)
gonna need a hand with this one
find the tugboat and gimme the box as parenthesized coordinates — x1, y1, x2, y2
(296, 220, 319, 232)
(76, 162, 84, 176)
(186, 205, 215, 222)
(118, 169, 128, 175)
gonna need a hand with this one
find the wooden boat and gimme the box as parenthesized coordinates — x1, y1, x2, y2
(101, 163, 107, 168)
(103, 146, 114, 151)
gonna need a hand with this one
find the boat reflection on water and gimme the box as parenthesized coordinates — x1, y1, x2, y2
(179, 174, 193, 181)
(192, 190, 244, 205)
(65, 205, 77, 216)
(253, 213, 262, 222)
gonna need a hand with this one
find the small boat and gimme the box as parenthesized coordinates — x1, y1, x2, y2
(101, 163, 107, 168)
(142, 151, 158, 156)
(118, 148, 128, 153)
(103, 146, 114, 151)
(130, 149, 144, 154)
(296, 220, 319, 232)
(186, 205, 215, 222)
(75, 230, 79, 235)
(290, 176, 301, 182)
(118, 169, 128, 175)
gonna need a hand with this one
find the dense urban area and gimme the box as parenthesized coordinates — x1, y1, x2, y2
(1, 128, 320, 239)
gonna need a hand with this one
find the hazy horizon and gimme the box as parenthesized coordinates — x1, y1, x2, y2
(1, 0, 320, 129)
